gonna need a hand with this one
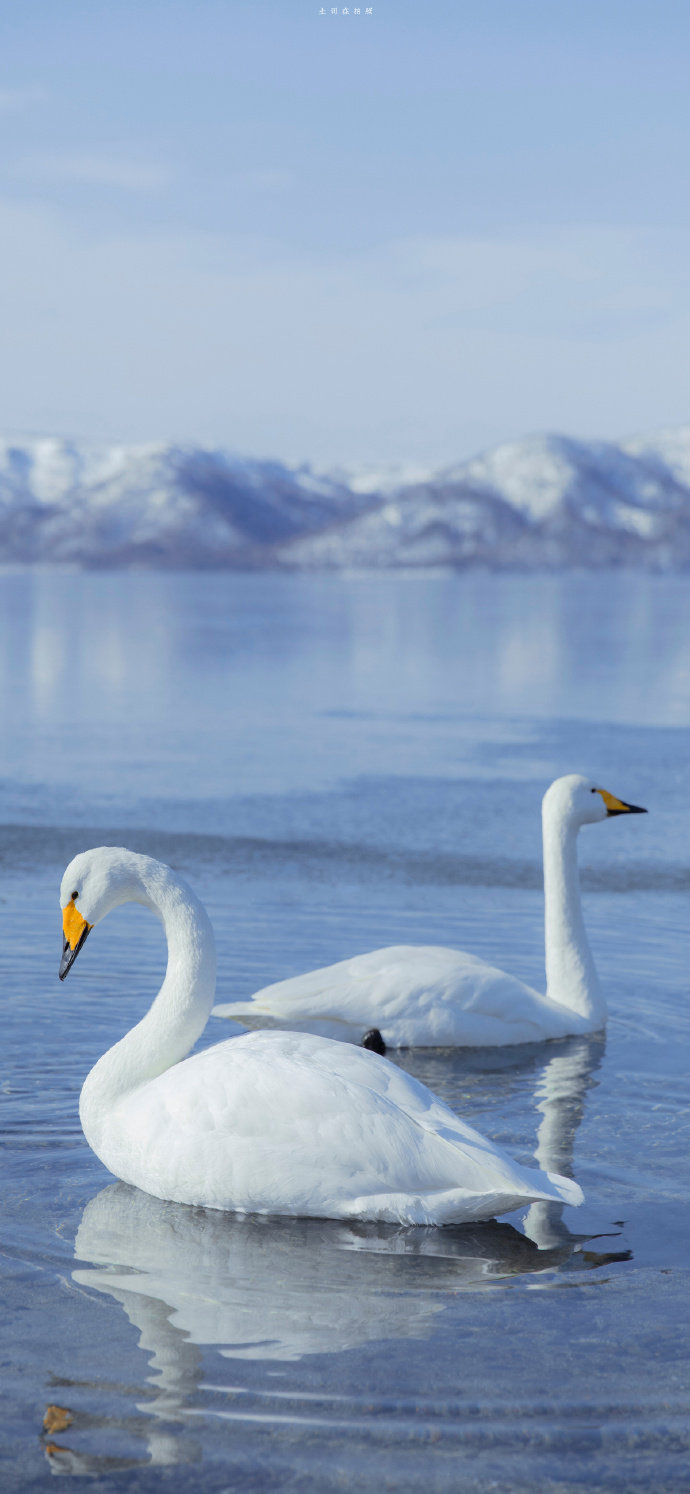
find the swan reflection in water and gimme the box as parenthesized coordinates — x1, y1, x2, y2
(45, 1035, 629, 1475)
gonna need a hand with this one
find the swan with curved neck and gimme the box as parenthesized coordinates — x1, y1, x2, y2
(60, 847, 582, 1222)
(214, 775, 646, 1049)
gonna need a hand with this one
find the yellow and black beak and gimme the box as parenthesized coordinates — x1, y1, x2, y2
(59, 901, 93, 980)
(598, 789, 647, 818)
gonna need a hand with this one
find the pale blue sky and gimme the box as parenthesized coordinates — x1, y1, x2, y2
(1, 0, 690, 465)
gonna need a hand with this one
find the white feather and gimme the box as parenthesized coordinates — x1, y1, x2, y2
(62, 847, 583, 1224)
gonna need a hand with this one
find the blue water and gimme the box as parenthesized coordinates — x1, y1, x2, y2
(2, 569, 690, 1491)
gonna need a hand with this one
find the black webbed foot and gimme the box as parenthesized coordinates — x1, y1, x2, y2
(361, 1028, 386, 1055)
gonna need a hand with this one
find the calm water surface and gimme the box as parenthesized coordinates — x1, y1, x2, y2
(2, 569, 689, 1491)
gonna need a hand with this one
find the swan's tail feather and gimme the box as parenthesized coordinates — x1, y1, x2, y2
(212, 1004, 363, 1044)
(341, 1174, 583, 1225)
(209, 1011, 248, 1037)
(543, 1171, 584, 1208)
(213, 1002, 258, 1019)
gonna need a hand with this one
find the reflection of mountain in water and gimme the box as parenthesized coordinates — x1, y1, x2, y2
(45, 1036, 629, 1475)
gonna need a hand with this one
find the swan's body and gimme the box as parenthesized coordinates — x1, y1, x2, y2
(214, 776, 645, 1049)
(60, 848, 582, 1224)
(215, 945, 584, 1049)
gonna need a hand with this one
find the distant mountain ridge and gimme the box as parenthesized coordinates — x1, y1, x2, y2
(0, 439, 365, 566)
(1, 428, 690, 569)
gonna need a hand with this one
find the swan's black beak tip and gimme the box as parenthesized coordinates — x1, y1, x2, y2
(59, 939, 75, 980)
(59, 925, 90, 980)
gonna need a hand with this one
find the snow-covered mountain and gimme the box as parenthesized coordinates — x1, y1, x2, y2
(0, 438, 363, 566)
(1, 429, 690, 568)
(279, 430, 690, 569)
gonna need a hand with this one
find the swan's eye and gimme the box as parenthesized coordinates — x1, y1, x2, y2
(71, 890, 78, 900)
(590, 788, 596, 794)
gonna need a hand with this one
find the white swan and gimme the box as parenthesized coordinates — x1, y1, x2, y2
(213, 775, 646, 1049)
(60, 847, 583, 1224)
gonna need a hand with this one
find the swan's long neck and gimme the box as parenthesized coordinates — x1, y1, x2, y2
(80, 865, 216, 1136)
(543, 805, 605, 1026)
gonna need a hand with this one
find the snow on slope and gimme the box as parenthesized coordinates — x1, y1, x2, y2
(276, 484, 529, 569)
(280, 429, 690, 569)
(622, 426, 690, 491)
(1, 429, 690, 568)
(0, 438, 362, 565)
(451, 433, 690, 530)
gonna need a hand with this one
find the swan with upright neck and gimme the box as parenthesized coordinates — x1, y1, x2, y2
(214, 776, 646, 1049)
(60, 847, 582, 1223)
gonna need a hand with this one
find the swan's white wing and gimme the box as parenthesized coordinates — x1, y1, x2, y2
(213, 946, 579, 1047)
(108, 1030, 582, 1223)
